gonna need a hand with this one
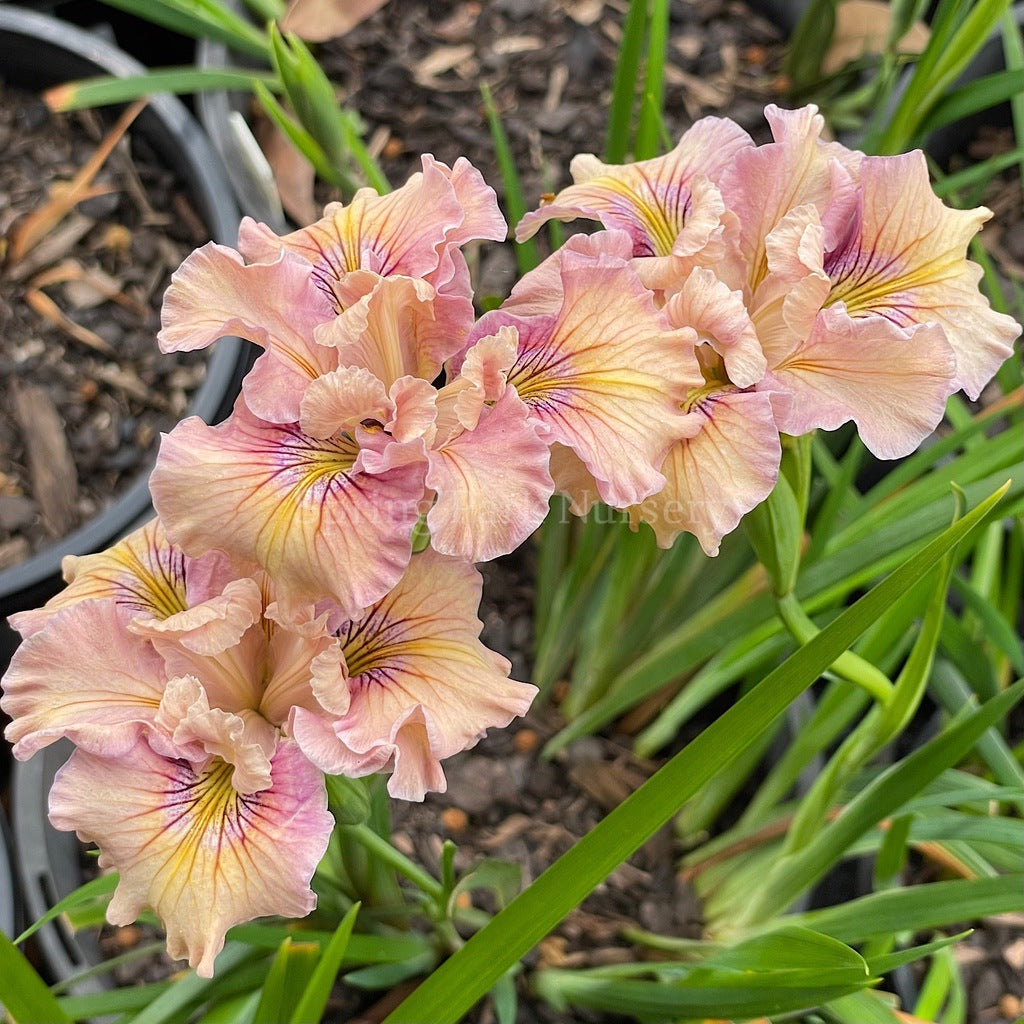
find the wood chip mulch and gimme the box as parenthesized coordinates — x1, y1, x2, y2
(0, 83, 209, 570)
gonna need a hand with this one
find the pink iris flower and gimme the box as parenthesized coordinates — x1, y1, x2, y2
(292, 547, 538, 801)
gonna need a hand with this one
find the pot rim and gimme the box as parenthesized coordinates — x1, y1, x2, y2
(0, 5, 249, 616)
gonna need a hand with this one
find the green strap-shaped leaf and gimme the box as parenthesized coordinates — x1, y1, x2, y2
(252, 939, 320, 1024)
(0, 931, 72, 1023)
(790, 874, 1024, 943)
(289, 905, 360, 1024)
(384, 485, 1009, 1024)
(14, 871, 117, 946)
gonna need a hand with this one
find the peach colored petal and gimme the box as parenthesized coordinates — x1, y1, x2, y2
(426, 389, 553, 561)
(499, 230, 635, 320)
(130, 576, 264, 656)
(49, 739, 331, 978)
(299, 366, 392, 440)
(666, 268, 766, 388)
(159, 243, 336, 382)
(630, 389, 781, 554)
(451, 324, 518, 430)
(151, 402, 425, 619)
(153, 676, 274, 794)
(760, 304, 958, 458)
(547, 442, 603, 516)
(823, 151, 1019, 399)
(292, 549, 536, 800)
(440, 155, 509, 246)
(250, 156, 498, 314)
(720, 104, 860, 296)
(8, 518, 188, 639)
(479, 248, 698, 508)
(750, 203, 832, 358)
(517, 115, 752, 253)
(313, 275, 453, 388)
(385, 376, 438, 444)
(2, 600, 165, 759)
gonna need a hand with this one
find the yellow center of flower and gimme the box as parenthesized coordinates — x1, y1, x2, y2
(682, 346, 731, 412)
(165, 759, 245, 880)
(598, 175, 678, 256)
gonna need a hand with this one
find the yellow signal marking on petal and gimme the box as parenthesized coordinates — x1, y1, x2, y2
(254, 435, 360, 561)
(592, 175, 678, 256)
(828, 250, 961, 318)
(164, 759, 240, 885)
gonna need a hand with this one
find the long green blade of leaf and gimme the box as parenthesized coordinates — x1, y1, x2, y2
(289, 905, 360, 1024)
(480, 83, 537, 275)
(384, 485, 1008, 1023)
(790, 874, 1024, 942)
(0, 931, 72, 1023)
(45, 68, 280, 112)
(605, 0, 647, 161)
(746, 678, 1024, 923)
(633, 0, 669, 159)
(14, 871, 117, 945)
(253, 939, 320, 1024)
(97, 0, 269, 59)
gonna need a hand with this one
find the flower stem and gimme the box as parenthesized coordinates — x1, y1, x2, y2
(342, 823, 443, 900)
(775, 592, 895, 704)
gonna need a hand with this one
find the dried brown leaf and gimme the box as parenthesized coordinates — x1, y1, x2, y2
(413, 44, 476, 87)
(23, 287, 116, 356)
(256, 118, 319, 226)
(9, 99, 146, 264)
(5, 213, 95, 283)
(31, 259, 147, 315)
(11, 381, 78, 538)
(822, 0, 929, 76)
(281, 0, 389, 42)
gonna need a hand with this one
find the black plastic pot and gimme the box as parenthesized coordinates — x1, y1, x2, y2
(11, 742, 107, 997)
(0, 6, 253, 675)
(0, 804, 19, 942)
(0, 0, 196, 68)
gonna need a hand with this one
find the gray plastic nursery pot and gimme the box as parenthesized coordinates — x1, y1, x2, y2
(195, 0, 289, 232)
(0, 6, 252, 676)
(11, 741, 108, 998)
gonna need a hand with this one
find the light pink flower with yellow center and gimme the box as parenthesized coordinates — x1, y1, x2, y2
(153, 269, 552, 612)
(516, 117, 753, 291)
(459, 232, 699, 510)
(8, 517, 261, 655)
(49, 736, 331, 978)
(627, 269, 781, 554)
(159, 156, 505, 425)
(715, 107, 1018, 453)
(291, 547, 537, 801)
(3, 565, 342, 976)
(717, 104, 861, 298)
(2, 558, 342, 758)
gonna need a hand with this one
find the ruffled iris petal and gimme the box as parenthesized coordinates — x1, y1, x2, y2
(517, 116, 752, 254)
(426, 388, 553, 561)
(8, 518, 188, 639)
(151, 400, 425, 619)
(48, 739, 332, 978)
(630, 390, 781, 554)
(480, 247, 698, 508)
(292, 549, 536, 800)
(760, 304, 958, 459)
(822, 152, 1019, 400)
(2, 600, 166, 759)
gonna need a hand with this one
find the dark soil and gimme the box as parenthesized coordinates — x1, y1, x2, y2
(0, 83, 209, 569)
(318, 0, 786, 299)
